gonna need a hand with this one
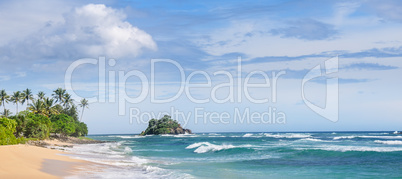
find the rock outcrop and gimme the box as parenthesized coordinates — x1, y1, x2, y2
(140, 115, 192, 135)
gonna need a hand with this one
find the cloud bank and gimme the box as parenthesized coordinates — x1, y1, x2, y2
(1, 4, 157, 61)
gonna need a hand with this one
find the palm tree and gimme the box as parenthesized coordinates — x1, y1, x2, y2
(63, 93, 74, 108)
(37, 91, 46, 100)
(43, 97, 58, 116)
(29, 99, 45, 115)
(0, 89, 9, 111)
(10, 91, 22, 114)
(1, 109, 12, 117)
(22, 88, 34, 106)
(52, 88, 66, 103)
(79, 98, 89, 121)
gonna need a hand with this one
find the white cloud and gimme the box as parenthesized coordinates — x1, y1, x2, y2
(61, 4, 157, 58)
(0, 3, 157, 62)
(0, 0, 74, 45)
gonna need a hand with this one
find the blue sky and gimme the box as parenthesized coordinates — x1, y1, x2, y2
(0, 0, 401, 134)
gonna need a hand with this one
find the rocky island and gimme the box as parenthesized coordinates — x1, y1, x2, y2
(140, 115, 192, 135)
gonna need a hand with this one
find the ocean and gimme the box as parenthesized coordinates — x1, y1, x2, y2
(62, 132, 402, 178)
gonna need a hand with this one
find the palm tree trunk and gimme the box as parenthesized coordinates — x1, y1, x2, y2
(16, 103, 18, 114)
(80, 108, 85, 122)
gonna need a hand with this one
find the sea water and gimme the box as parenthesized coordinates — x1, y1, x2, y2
(63, 132, 402, 178)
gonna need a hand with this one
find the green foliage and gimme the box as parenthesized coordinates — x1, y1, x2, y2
(50, 114, 76, 137)
(72, 121, 88, 137)
(0, 89, 10, 111)
(29, 99, 45, 115)
(0, 117, 19, 145)
(10, 91, 23, 114)
(37, 91, 45, 100)
(49, 113, 87, 137)
(22, 88, 34, 105)
(79, 98, 89, 121)
(62, 105, 79, 121)
(1, 109, 12, 117)
(0, 88, 91, 144)
(24, 121, 49, 140)
(52, 88, 66, 103)
(142, 115, 181, 135)
(9, 114, 29, 137)
(24, 114, 51, 139)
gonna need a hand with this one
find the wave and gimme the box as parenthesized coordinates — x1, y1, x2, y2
(173, 134, 197, 138)
(60, 142, 191, 178)
(374, 140, 402, 145)
(360, 136, 402, 139)
(263, 133, 311, 138)
(368, 133, 389, 135)
(160, 134, 174, 137)
(304, 145, 402, 152)
(243, 133, 253, 137)
(124, 147, 133, 154)
(186, 142, 253, 153)
(206, 135, 225, 138)
(208, 133, 220, 135)
(333, 136, 356, 140)
(226, 133, 311, 138)
(333, 135, 402, 140)
(299, 138, 326, 142)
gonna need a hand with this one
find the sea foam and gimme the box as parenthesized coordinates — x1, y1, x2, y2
(263, 133, 311, 138)
(374, 140, 402, 145)
(186, 142, 252, 153)
(307, 145, 402, 152)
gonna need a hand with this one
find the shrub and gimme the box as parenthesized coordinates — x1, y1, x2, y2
(50, 114, 76, 137)
(72, 122, 88, 137)
(0, 117, 18, 145)
(24, 114, 51, 139)
(9, 114, 29, 137)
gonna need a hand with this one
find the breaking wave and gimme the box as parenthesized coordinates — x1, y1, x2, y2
(186, 142, 253, 153)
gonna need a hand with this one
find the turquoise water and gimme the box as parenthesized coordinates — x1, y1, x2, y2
(65, 132, 402, 178)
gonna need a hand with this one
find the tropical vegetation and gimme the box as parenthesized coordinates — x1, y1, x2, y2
(0, 88, 90, 145)
(140, 115, 192, 135)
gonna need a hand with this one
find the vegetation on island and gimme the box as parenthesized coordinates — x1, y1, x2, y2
(140, 115, 192, 135)
(0, 88, 89, 145)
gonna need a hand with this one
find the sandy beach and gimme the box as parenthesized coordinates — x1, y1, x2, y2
(0, 144, 86, 178)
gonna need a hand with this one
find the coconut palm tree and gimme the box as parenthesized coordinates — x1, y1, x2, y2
(22, 88, 34, 106)
(52, 88, 66, 104)
(29, 99, 45, 115)
(10, 91, 22, 114)
(79, 98, 89, 121)
(63, 93, 74, 108)
(43, 97, 58, 116)
(37, 91, 46, 100)
(0, 89, 9, 111)
(1, 109, 12, 117)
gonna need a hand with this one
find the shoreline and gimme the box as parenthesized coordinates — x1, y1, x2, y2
(0, 137, 105, 178)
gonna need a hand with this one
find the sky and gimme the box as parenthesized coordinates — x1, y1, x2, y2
(0, 0, 401, 134)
